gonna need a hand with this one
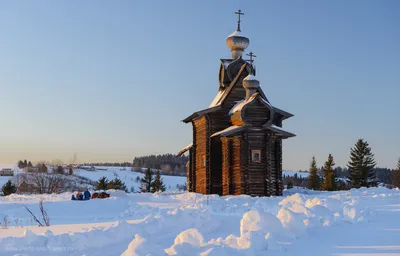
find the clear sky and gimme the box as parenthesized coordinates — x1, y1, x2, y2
(0, 1, 399, 169)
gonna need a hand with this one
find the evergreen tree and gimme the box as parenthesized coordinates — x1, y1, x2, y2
(23, 159, 28, 168)
(107, 178, 127, 192)
(151, 170, 166, 193)
(38, 163, 48, 173)
(55, 166, 64, 174)
(141, 168, 153, 192)
(95, 176, 108, 190)
(18, 160, 24, 169)
(347, 139, 376, 188)
(322, 154, 336, 191)
(393, 158, 400, 188)
(69, 168, 73, 175)
(28, 161, 33, 168)
(286, 180, 293, 189)
(308, 156, 320, 190)
(2, 180, 17, 196)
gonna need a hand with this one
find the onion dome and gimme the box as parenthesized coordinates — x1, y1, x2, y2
(243, 73, 259, 100)
(226, 30, 250, 59)
(226, 9, 249, 59)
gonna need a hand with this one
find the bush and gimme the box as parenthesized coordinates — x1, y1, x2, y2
(55, 166, 64, 175)
(107, 178, 127, 192)
(2, 180, 17, 196)
(94, 176, 108, 190)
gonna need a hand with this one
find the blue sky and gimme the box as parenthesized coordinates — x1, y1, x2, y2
(0, 1, 399, 169)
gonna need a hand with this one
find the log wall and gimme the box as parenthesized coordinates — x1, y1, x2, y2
(193, 117, 207, 194)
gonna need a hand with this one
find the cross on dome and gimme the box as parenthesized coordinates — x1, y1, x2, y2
(235, 9, 244, 31)
(246, 52, 257, 64)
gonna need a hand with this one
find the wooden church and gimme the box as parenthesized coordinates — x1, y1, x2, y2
(178, 10, 295, 197)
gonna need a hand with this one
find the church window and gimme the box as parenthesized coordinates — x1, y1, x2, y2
(251, 149, 261, 163)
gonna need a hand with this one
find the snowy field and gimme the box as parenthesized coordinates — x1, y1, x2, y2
(0, 187, 399, 255)
(0, 165, 187, 191)
(74, 167, 187, 192)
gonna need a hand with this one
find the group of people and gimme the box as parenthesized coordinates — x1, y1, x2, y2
(71, 190, 110, 200)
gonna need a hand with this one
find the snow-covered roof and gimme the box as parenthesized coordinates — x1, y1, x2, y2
(267, 125, 296, 138)
(211, 126, 245, 138)
(209, 89, 225, 108)
(229, 93, 272, 116)
(227, 30, 247, 38)
(183, 64, 293, 123)
(243, 74, 257, 81)
(177, 143, 193, 156)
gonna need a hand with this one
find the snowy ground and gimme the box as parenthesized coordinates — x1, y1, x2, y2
(0, 187, 399, 255)
(74, 167, 187, 192)
(0, 165, 187, 192)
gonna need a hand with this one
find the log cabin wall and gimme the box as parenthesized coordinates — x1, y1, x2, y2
(275, 138, 283, 195)
(265, 134, 272, 196)
(193, 117, 208, 194)
(243, 100, 270, 126)
(210, 137, 222, 195)
(221, 137, 231, 196)
(270, 136, 277, 196)
(231, 136, 244, 195)
(205, 115, 212, 194)
(246, 132, 267, 196)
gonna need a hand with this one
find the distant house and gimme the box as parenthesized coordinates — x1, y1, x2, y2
(17, 180, 37, 194)
(0, 168, 14, 176)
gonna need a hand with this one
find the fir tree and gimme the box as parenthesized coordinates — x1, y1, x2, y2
(107, 178, 127, 192)
(95, 176, 108, 190)
(322, 154, 336, 191)
(141, 168, 153, 192)
(393, 158, 400, 188)
(2, 180, 17, 196)
(151, 170, 166, 193)
(23, 159, 28, 168)
(308, 156, 320, 190)
(38, 163, 48, 173)
(69, 168, 73, 175)
(28, 161, 33, 168)
(347, 139, 376, 188)
(55, 166, 64, 174)
(17, 160, 24, 169)
(286, 180, 293, 189)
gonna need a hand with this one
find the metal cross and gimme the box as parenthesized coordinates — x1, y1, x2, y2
(235, 9, 244, 31)
(246, 52, 257, 64)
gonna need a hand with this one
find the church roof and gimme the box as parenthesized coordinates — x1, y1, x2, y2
(267, 125, 296, 138)
(210, 124, 295, 139)
(183, 64, 293, 123)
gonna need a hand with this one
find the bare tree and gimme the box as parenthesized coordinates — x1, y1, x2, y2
(40, 200, 50, 226)
(33, 173, 64, 194)
(24, 199, 50, 227)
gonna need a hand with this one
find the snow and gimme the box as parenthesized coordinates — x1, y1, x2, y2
(210, 126, 243, 138)
(227, 30, 247, 39)
(177, 143, 193, 156)
(243, 74, 257, 81)
(0, 187, 399, 255)
(209, 89, 225, 107)
(74, 167, 186, 192)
